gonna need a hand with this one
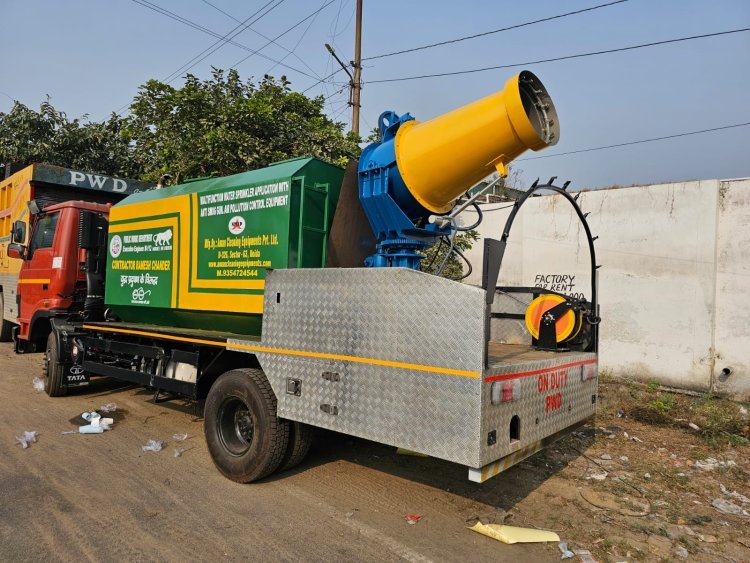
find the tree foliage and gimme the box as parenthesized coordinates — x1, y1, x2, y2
(124, 69, 360, 182)
(0, 99, 138, 177)
(0, 69, 359, 182)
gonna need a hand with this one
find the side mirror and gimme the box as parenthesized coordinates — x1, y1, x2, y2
(11, 220, 26, 244)
(7, 243, 26, 260)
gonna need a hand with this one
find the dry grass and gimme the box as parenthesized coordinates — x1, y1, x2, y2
(600, 377, 749, 448)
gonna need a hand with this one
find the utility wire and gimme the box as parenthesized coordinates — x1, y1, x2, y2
(227, 1, 337, 72)
(518, 122, 750, 160)
(367, 27, 750, 84)
(264, 0, 328, 76)
(301, 68, 346, 94)
(161, 0, 288, 84)
(112, 0, 284, 116)
(199, 0, 321, 79)
(131, 0, 289, 77)
(365, 0, 630, 60)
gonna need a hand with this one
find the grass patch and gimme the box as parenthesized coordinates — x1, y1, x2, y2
(607, 380, 749, 448)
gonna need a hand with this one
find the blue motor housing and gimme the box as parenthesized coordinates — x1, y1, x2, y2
(358, 111, 449, 269)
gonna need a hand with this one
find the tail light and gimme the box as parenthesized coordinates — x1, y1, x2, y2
(581, 363, 597, 381)
(491, 379, 521, 405)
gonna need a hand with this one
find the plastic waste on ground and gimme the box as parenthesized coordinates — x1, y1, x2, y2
(468, 522, 560, 544)
(711, 497, 749, 516)
(404, 514, 423, 525)
(720, 483, 750, 505)
(32, 377, 44, 392)
(16, 431, 38, 449)
(99, 403, 117, 413)
(174, 446, 194, 458)
(142, 439, 166, 452)
(172, 433, 190, 442)
(558, 542, 575, 559)
(79, 411, 113, 433)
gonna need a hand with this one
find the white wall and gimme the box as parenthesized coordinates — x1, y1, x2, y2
(460, 179, 750, 401)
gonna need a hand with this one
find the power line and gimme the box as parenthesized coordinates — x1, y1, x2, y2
(264, 0, 328, 76)
(227, 1, 337, 72)
(518, 122, 750, 161)
(365, 0, 630, 61)
(160, 0, 288, 84)
(199, 0, 321, 79)
(112, 0, 284, 116)
(301, 68, 346, 94)
(367, 27, 750, 84)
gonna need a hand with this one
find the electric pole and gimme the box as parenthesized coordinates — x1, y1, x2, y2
(325, 0, 363, 136)
(351, 0, 362, 136)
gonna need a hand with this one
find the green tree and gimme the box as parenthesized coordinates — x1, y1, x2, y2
(0, 99, 136, 176)
(123, 69, 360, 182)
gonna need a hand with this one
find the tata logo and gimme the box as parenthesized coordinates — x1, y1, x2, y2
(228, 216, 246, 235)
(109, 235, 123, 258)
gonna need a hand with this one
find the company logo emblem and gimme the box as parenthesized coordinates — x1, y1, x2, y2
(109, 235, 122, 258)
(69, 365, 84, 376)
(228, 216, 245, 235)
(153, 229, 173, 246)
(132, 287, 152, 303)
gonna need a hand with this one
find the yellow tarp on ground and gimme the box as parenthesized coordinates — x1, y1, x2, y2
(468, 522, 560, 544)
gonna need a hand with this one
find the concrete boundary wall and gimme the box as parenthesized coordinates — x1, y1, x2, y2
(461, 179, 750, 401)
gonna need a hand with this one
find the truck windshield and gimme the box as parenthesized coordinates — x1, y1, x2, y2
(28, 213, 59, 257)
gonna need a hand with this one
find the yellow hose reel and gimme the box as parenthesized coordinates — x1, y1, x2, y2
(524, 294, 583, 344)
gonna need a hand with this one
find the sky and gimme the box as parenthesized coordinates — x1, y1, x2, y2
(1, 0, 749, 189)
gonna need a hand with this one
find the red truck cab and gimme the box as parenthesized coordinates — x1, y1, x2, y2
(10, 201, 112, 349)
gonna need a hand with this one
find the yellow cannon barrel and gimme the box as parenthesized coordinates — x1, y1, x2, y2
(394, 70, 559, 213)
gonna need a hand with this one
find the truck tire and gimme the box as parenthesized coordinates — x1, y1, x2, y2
(278, 421, 315, 473)
(0, 294, 13, 342)
(204, 368, 289, 483)
(43, 332, 68, 397)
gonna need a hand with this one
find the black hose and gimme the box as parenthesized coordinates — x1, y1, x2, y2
(455, 201, 483, 231)
(450, 246, 473, 281)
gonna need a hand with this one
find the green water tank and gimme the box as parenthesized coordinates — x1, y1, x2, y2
(104, 157, 344, 335)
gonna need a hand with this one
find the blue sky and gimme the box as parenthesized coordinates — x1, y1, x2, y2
(2, 0, 748, 188)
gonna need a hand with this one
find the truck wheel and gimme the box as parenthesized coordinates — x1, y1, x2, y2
(43, 332, 68, 397)
(278, 421, 315, 473)
(0, 294, 13, 342)
(204, 369, 289, 483)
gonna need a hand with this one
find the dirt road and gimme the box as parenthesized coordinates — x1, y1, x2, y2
(2, 343, 749, 562)
(0, 343, 554, 562)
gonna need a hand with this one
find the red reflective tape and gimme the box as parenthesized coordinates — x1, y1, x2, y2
(484, 358, 597, 383)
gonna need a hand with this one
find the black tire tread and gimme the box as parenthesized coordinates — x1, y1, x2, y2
(43, 332, 68, 397)
(0, 295, 13, 342)
(204, 368, 288, 483)
(278, 421, 315, 473)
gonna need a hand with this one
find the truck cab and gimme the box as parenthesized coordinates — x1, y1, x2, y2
(1, 163, 153, 351)
(8, 201, 111, 350)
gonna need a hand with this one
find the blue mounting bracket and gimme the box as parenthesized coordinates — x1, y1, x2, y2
(358, 111, 450, 269)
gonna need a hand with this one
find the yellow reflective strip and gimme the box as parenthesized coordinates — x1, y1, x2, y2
(18, 278, 50, 284)
(81, 325, 482, 379)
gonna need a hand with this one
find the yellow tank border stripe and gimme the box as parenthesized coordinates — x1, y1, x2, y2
(18, 278, 51, 284)
(81, 324, 481, 379)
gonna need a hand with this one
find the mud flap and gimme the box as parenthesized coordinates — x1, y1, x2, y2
(50, 318, 90, 387)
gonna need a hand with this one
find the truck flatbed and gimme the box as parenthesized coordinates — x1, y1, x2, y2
(486, 342, 579, 368)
